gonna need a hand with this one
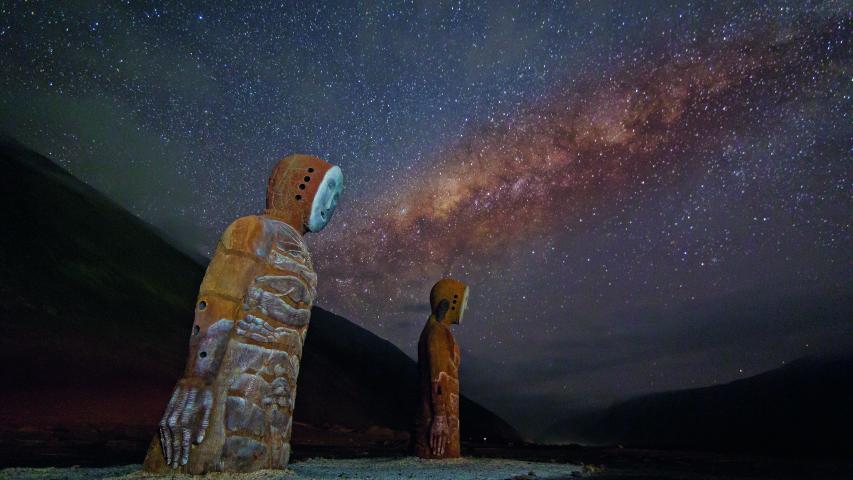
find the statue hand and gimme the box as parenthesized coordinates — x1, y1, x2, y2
(430, 414, 449, 456)
(158, 380, 213, 468)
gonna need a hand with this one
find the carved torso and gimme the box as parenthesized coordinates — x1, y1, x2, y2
(415, 318, 461, 459)
(144, 215, 316, 473)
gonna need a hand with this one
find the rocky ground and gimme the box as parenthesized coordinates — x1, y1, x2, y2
(4, 447, 853, 480)
(0, 457, 581, 480)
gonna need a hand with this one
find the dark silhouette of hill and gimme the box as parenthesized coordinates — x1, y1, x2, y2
(544, 353, 853, 457)
(0, 139, 520, 467)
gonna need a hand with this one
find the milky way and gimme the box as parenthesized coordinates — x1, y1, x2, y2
(2, 1, 851, 436)
(317, 14, 849, 307)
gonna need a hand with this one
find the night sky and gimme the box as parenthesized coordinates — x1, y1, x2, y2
(2, 1, 851, 436)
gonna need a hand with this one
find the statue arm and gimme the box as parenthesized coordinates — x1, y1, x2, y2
(427, 303, 453, 455)
(428, 332, 452, 417)
(159, 217, 265, 468)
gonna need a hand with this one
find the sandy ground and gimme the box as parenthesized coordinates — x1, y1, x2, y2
(0, 457, 583, 480)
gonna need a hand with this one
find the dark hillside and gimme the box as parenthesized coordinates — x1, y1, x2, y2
(544, 352, 853, 457)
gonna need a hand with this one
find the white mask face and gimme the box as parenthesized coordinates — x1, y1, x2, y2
(307, 166, 343, 232)
(455, 286, 470, 324)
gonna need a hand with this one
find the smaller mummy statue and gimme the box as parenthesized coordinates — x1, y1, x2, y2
(142, 154, 343, 473)
(415, 278, 469, 458)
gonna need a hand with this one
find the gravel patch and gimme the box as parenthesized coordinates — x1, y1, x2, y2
(1, 457, 582, 480)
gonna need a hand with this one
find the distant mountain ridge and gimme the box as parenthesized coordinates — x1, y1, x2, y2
(0, 139, 520, 467)
(544, 352, 853, 456)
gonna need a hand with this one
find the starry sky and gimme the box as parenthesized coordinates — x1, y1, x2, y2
(2, 1, 851, 437)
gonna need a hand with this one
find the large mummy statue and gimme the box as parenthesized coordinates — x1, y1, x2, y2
(415, 278, 469, 459)
(143, 154, 343, 473)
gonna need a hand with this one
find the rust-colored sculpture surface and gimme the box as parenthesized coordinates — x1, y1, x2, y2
(143, 154, 343, 473)
(415, 278, 469, 459)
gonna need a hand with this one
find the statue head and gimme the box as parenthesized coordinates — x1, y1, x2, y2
(265, 154, 343, 233)
(430, 278, 470, 325)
